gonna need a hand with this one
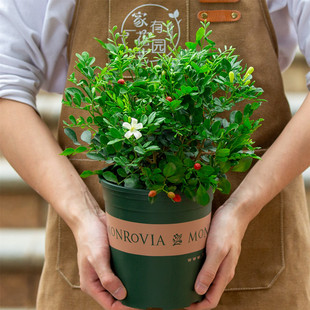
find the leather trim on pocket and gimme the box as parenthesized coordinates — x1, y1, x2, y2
(197, 10, 241, 22)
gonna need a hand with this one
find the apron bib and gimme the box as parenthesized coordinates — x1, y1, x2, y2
(37, 1, 310, 309)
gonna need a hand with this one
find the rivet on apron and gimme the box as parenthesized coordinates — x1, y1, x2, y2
(201, 12, 208, 20)
(231, 12, 239, 19)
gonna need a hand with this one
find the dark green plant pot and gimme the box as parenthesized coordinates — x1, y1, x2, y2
(99, 176, 213, 310)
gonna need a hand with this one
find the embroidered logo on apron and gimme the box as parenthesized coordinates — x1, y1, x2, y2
(121, 4, 182, 61)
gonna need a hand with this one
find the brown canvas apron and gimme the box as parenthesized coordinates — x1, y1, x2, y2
(36, 0, 310, 309)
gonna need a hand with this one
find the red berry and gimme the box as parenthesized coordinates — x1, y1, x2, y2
(166, 96, 173, 102)
(148, 190, 157, 198)
(117, 79, 125, 85)
(194, 163, 201, 170)
(173, 194, 182, 202)
(167, 192, 176, 199)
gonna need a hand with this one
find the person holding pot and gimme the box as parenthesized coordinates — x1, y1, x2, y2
(0, 0, 309, 309)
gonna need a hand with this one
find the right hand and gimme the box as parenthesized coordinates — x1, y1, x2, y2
(73, 208, 137, 310)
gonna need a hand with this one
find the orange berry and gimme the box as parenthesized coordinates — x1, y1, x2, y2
(167, 192, 176, 199)
(148, 190, 157, 197)
(166, 96, 173, 102)
(173, 194, 182, 202)
(117, 79, 125, 85)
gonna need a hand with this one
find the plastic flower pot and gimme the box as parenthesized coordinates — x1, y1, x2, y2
(99, 175, 213, 309)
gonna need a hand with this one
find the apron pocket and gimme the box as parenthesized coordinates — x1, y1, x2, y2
(225, 177, 285, 290)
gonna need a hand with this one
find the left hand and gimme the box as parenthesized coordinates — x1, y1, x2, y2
(186, 203, 250, 310)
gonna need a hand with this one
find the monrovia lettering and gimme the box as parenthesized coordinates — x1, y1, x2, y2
(188, 227, 208, 243)
(108, 225, 165, 246)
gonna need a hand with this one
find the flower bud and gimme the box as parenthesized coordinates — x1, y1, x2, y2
(243, 66, 254, 81)
(167, 192, 176, 199)
(148, 190, 157, 197)
(229, 71, 234, 83)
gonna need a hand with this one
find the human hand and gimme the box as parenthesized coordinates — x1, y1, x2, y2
(73, 208, 138, 310)
(186, 203, 250, 310)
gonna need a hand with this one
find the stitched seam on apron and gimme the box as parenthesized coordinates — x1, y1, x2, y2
(225, 190, 285, 291)
(56, 215, 81, 289)
(258, 0, 278, 57)
(186, 0, 190, 42)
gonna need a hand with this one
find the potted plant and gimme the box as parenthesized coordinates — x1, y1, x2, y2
(61, 22, 263, 309)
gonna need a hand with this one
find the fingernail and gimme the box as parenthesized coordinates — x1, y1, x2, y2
(195, 282, 208, 295)
(114, 286, 126, 300)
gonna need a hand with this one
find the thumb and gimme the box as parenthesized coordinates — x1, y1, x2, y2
(96, 263, 127, 300)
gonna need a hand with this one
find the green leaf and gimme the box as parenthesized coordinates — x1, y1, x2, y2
(81, 130, 92, 144)
(86, 152, 106, 161)
(148, 112, 156, 124)
(231, 157, 253, 172)
(145, 145, 161, 152)
(102, 171, 118, 184)
(185, 42, 197, 50)
(201, 165, 214, 176)
(80, 170, 101, 178)
(216, 148, 230, 157)
(196, 27, 205, 43)
(134, 146, 145, 155)
(69, 115, 77, 125)
(74, 146, 88, 154)
(107, 138, 124, 145)
(117, 168, 127, 178)
(124, 176, 140, 188)
(163, 162, 177, 177)
(152, 174, 165, 183)
(218, 178, 231, 194)
(109, 128, 123, 139)
(64, 128, 80, 145)
(60, 148, 75, 156)
(167, 175, 183, 184)
(196, 184, 210, 206)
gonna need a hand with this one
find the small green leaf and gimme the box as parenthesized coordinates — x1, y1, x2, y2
(80, 170, 101, 178)
(117, 168, 127, 178)
(185, 42, 197, 50)
(64, 128, 80, 145)
(107, 138, 124, 145)
(232, 157, 253, 172)
(163, 162, 177, 177)
(69, 115, 77, 125)
(148, 112, 156, 124)
(134, 146, 145, 155)
(218, 178, 231, 194)
(81, 130, 92, 144)
(60, 148, 75, 156)
(74, 146, 88, 154)
(102, 171, 118, 184)
(196, 184, 210, 206)
(196, 27, 205, 43)
(216, 148, 230, 157)
(86, 152, 105, 161)
(124, 176, 140, 188)
(146, 145, 161, 152)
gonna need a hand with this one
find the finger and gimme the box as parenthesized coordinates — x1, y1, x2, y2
(188, 250, 238, 310)
(194, 245, 227, 296)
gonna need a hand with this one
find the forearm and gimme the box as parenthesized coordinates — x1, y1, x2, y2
(0, 99, 101, 232)
(227, 92, 310, 222)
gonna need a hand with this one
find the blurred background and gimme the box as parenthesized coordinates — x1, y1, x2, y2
(0, 51, 309, 310)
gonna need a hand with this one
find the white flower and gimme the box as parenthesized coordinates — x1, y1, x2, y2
(123, 118, 143, 139)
